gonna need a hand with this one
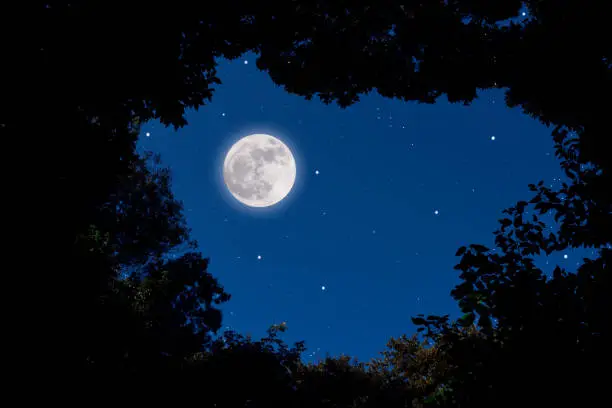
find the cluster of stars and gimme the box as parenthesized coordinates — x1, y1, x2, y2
(374, 106, 408, 129)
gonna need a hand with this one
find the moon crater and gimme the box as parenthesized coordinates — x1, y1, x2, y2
(223, 134, 297, 208)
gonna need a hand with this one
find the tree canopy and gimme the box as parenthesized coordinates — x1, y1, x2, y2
(14, 1, 609, 164)
(7, 1, 610, 406)
(70, 148, 230, 372)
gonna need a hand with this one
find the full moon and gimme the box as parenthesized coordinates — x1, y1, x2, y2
(223, 133, 297, 208)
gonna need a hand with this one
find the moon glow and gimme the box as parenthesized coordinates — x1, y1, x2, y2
(223, 134, 297, 208)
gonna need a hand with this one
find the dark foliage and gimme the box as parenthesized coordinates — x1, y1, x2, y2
(419, 126, 611, 408)
(5, 1, 610, 405)
(72, 150, 230, 372)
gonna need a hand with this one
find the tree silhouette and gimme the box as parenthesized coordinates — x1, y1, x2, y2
(15, 2, 610, 152)
(175, 324, 305, 407)
(15, 2, 608, 236)
(293, 355, 374, 408)
(62, 147, 231, 375)
(253, 1, 611, 172)
(8, 2, 610, 403)
(411, 127, 611, 407)
(367, 334, 453, 408)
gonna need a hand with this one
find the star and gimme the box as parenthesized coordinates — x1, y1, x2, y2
(244, 60, 249, 64)
(221, 112, 226, 117)
(491, 136, 496, 141)
(315, 170, 320, 175)
(145, 132, 151, 137)
(321, 285, 326, 291)
(257, 255, 262, 260)
(434, 210, 439, 215)
(564, 254, 568, 259)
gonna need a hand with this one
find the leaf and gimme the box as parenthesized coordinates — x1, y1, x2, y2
(458, 313, 476, 327)
(456, 246, 467, 256)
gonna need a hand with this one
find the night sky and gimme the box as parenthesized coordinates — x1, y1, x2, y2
(138, 51, 589, 362)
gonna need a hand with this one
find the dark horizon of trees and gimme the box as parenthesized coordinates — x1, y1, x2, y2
(6, 1, 610, 405)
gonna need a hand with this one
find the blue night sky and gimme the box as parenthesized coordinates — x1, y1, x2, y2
(138, 52, 586, 362)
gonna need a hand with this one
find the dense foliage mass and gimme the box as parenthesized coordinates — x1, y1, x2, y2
(5, 1, 609, 405)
